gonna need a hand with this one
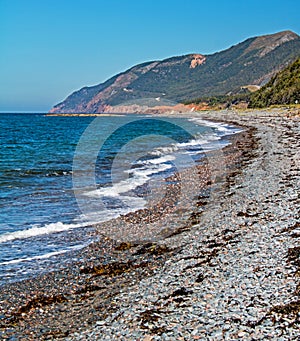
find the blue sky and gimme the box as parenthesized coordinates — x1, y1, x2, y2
(1, 0, 300, 112)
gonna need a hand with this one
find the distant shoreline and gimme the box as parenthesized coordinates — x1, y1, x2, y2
(46, 104, 300, 117)
(46, 113, 127, 117)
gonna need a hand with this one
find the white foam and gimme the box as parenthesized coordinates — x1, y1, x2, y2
(77, 119, 240, 226)
(189, 117, 242, 135)
(150, 145, 179, 156)
(0, 244, 85, 266)
(150, 132, 221, 157)
(131, 163, 173, 177)
(0, 221, 88, 244)
(80, 154, 175, 222)
(85, 128, 224, 204)
(87, 161, 173, 199)
(79, 195, 147, 223)
(138, 155, 176, 165)
(86, 177, 146, 198)
(176, 135, 219, 148)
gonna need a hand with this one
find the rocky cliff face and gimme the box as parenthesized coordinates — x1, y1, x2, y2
(190, 54, 206, 68)
(49, 30, 300, 114)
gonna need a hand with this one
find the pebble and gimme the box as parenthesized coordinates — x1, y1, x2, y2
(2, 110, 300, 341)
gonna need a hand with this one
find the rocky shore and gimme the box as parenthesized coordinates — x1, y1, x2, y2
(1, 109, 300, 340)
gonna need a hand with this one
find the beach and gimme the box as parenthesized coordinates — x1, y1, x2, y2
(1, 108, 300, 340)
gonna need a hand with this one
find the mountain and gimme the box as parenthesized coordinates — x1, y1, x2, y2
(49, 31, 300, 113)
(248, 56, 300, 107)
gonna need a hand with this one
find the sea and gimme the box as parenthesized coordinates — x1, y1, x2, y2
(0, 113, 241, 286)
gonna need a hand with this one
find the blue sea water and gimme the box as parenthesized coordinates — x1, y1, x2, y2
(0, 113, 239, 285)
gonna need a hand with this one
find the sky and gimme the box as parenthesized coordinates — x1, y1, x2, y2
(1, 0, 300, 112)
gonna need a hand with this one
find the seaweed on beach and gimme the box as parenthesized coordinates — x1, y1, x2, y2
(3, 114, 282, 340)
(79, 259, 150, 277)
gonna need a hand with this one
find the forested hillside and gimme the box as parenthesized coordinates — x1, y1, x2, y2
(249, 57, 300, 107)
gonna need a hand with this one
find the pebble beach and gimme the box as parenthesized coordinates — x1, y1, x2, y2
(1, 109, 300, 340)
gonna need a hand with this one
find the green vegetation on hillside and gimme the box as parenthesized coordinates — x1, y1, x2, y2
(50, 31, 300, 113)
(248, 57, 300, 108)
(185, 57, 300, 109)
(112, 37, 300, 105)
(183, 91, 251, 108)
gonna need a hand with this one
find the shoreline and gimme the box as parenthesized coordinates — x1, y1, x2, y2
(1, 109, 300, 340)
(0, 113, 239, 285)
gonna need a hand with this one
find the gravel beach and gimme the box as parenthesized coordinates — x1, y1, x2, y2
(1, 109, 300, 340)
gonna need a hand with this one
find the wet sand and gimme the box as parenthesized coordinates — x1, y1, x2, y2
(1, 108, 299, 340)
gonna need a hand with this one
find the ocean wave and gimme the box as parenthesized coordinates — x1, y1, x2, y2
(149, 133, 221, 157)
(0, 244, 85, 266)
(189, 117, 243, 135)
(87, 161, 173, 199)
(135, 154, 176, 165)
(0, 221, 88, 244)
